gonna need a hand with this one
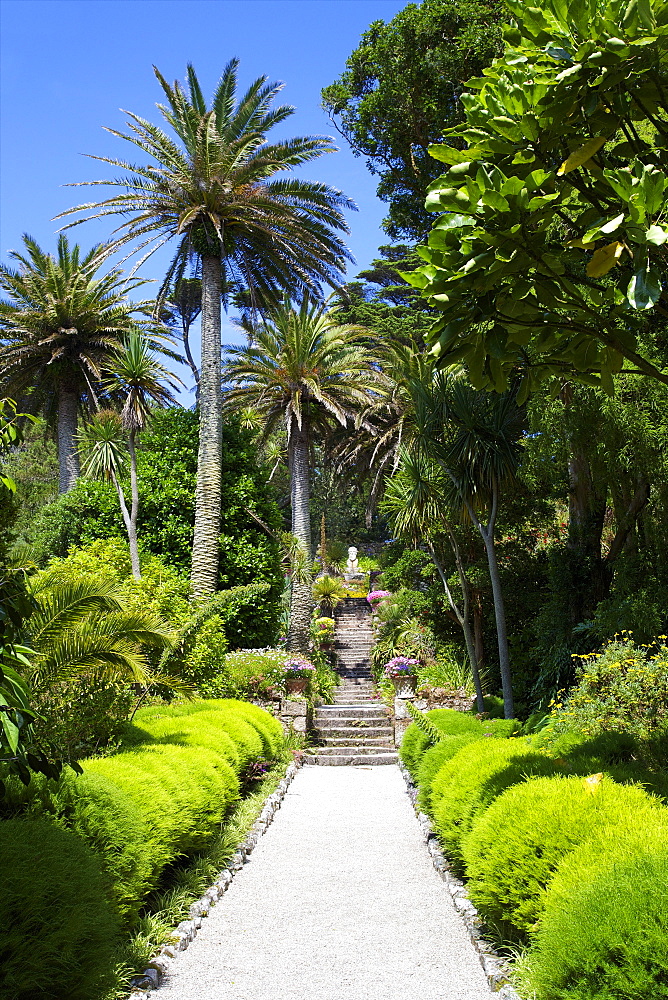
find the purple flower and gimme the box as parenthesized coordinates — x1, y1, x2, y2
(383, 655, 419, 678)
(367, 590, 391, 604)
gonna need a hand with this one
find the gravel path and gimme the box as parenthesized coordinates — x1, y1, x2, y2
(159, 765, 492, 1000)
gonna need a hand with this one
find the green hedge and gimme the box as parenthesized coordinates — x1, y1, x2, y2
(430, 739, 562, 871)
(415, 734, 486, 816)
(399, 708, 516, 780)
(0, 818, 120, 1000)
(520, 846, 668, 999)
(85, 743, 240, 881)
(1, 699, 281, 923)
(463, 774, 666, 939)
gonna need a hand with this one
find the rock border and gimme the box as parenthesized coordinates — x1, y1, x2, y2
(129, 758, 302, 997)
(399, 762, 521, 999)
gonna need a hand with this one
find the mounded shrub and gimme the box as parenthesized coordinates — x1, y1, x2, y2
(519, 846, 668, 999)
(133, 715, 242, 770)
(430, 738, 562, 870)
(399, 709, 500, 779)
(528, 726, 668, 799)
(85, 743, 240, 879)
(463, 774, 667, 939)
(416, 734, 485, 815)
(0, 818, 120, 1000)
(196, 698, 284, 756)
(0, 769, 153, 922)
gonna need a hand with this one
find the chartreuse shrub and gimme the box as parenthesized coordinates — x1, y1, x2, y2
(0, 768, 153, 923)
(399, 708, 516, 779)
(416, 734, 484, 815)
(463, 774, 667, 941)
(430, 738, 562, 871)
(1, 700, 280, 928)
(85, 744, 240, 880)
(527, 726, 668, 799)
(518, 846, 668, 999)
(0, 818, 120, 1000)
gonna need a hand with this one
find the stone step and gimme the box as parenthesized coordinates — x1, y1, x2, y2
(315, 725, 392, 738)
(316, 709, 389, 721)
(319, 736, 394, 747)
(304, 752, 398, 766)
(313, 744, 394, 756)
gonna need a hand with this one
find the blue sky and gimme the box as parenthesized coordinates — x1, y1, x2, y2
(1, 0, 407, 265)
(1, 0, 408, 398)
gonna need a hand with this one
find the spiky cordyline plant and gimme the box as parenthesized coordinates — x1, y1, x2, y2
(0, 235, 151, 494)
(222, 295, 382, 652)
(58, 59, 355, 595)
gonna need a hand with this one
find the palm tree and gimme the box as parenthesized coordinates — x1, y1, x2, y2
(222, 296, 381, 652)
(78, 331, 181, 579)
(59, 60, 355, 595)
(23, 570, 173, 691)
(0, 235, 144, 493)
(415, 374, 525, 718)
(381, 449, 485, 713)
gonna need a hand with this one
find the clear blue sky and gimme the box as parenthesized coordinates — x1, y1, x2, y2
(1, 0, 408, 397)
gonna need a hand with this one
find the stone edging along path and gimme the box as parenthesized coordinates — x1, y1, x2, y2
(129, 759, 521, 999)
(129, 759, 303, 997)
(398, 762, 521, 1000)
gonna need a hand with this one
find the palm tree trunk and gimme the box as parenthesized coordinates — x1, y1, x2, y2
(57, 382, 80, 493)
(429, 541, 484, 713)
(471, 484, 514, 718)
(127, 431, 141, 580)
(288, 421, 313, 653)
(191, 254, 222, 595)
(111, 470, 140, 579)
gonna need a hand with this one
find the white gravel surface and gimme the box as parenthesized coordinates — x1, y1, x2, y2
(159, 765, 492, 1000)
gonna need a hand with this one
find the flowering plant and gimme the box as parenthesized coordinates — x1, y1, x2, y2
(313, 616, 336, 642)
(283, 656, 317, 678)
(383, 655, 419, 679)
(367, 590, 391, 605)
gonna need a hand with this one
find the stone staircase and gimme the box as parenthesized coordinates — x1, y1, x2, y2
(305, 597, 398, 766)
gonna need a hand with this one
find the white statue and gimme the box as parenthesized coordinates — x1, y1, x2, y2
(346, 545, 359, 575)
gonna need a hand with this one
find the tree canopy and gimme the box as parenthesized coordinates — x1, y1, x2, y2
(406, 0, 668, 396)
(322, 0, 505, 241)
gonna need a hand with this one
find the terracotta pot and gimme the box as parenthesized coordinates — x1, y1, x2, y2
(391, 674, 417, 698)
(285, 678, 308, 696)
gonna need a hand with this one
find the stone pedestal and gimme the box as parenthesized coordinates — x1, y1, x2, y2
(280, 698, 312, 735)
(393, 695, 428, 747)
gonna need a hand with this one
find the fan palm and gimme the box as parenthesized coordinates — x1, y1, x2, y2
(222, 296, 381, 652)
(0, 235, 145, 493)
(59, 60, 355, 595)
(78, 331, 181, 579)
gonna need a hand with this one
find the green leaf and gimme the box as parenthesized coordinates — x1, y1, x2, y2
(646, 225, 668, 245)
(429, 145, 482, 165)
(558, 137, 606, 175)
(627, 267, 662, 310)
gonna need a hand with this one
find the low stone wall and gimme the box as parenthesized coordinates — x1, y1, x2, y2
(279, 697, 312, 736)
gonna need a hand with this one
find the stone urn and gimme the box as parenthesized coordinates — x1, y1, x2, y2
(392, 674, 417, 698)
(285, 678, 308, 697)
